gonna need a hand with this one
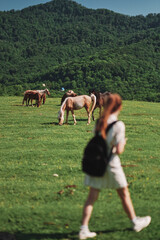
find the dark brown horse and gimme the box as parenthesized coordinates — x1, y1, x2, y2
(89, 90, 111, 120)
(22, 91, 41, 107)
(61, 90, 77, 105)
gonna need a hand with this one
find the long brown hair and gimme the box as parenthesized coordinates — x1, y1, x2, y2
(95, 94, 122, 139)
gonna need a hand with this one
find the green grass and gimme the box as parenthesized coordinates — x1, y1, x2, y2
(0, 96, 160, 240)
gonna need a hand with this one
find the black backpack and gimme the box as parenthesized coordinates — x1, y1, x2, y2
(82, 121, 118, 177)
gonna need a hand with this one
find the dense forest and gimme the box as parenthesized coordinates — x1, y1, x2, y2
(0, 0, 160, 101)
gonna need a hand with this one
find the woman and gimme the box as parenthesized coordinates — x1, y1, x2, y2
(79, 94, 151, 240)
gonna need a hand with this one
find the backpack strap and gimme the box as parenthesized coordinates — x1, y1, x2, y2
(95, 120, 118, 136)
(106, 120, 119, 133)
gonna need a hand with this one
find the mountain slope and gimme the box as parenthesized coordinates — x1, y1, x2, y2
(0, 0, 160, 101)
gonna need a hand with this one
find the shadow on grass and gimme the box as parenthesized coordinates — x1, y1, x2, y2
(12, 104, 39, 107)
(41, 122, 77, 126)
(75, 118, 88, 122)
(41, 122, 59, 125)
(12, 104, 25, 107)
(15, 232, 78, 240)
(2, 228, 132, 240)
(41, 119, 89, 126)
(97, 227, 132, 234)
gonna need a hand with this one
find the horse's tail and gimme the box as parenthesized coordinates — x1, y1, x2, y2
(61, 97, 68, 110)
(90, 93, 96, 114)
(58, 97, 68, 117)
(58, 97, 68, 123)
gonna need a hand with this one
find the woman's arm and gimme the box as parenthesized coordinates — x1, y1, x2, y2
(115, 138, 127, 155)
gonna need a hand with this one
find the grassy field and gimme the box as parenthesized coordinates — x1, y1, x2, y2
(0, 96, 160, 240)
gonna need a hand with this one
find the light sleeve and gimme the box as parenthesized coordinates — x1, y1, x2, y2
(114, 121, 126, 145)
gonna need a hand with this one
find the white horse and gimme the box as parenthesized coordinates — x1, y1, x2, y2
(58, 94, 96, 125)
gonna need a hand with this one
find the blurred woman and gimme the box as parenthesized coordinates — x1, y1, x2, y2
(79, 94, 151, 240)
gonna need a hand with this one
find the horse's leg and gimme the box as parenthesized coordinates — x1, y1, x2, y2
(92, 109, 94, 121)
(22, 97, 25, 105)
(24, 95, 28, 106)
(92, 106, 97, 121)
(65, 110, 69, 124)
(99, 106, 102, 117)
(71, 110, 77, 125)
(31, 98, 34, 107)
(85, 106, 91, 125)
(26, 96, 30, 106)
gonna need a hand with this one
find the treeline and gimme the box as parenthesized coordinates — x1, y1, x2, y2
(24, 41, 160, 102)
(0, 0, 160, 101)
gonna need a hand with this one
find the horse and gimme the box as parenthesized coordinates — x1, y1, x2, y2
(61, 90, 77, 105)
(89, 90, 111, 120)
(22, 90, 41, 106)
(41, 93, 46, 104)
(22, 88, 50, 106)
(36, 89, 50, 105)
(22, 91, 41, 107)
(58, 94, 96, 125)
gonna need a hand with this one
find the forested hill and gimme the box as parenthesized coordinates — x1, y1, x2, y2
(0, 0, 160, 101)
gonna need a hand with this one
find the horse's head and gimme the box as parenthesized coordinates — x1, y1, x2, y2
(45, 88, 50, 95)
(58, 110, 64, 125)
(67, 90, 74, 94)
(89, 89, 95, 95)
(89, 89, 94, 95)
(71, 93, 77, 97)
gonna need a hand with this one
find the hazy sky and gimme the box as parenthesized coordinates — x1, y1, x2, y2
(0, 0, 160, 16)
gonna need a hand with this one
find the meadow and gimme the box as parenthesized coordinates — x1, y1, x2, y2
(0, 96, 160, 240)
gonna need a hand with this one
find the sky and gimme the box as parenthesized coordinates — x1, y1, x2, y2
(0, 0, 160, 16)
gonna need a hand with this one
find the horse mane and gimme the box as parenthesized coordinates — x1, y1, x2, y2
(101, 91, 111, 96)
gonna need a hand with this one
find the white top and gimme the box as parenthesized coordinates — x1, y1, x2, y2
(84, 113, 128, 189)
(106, 114, 126, 167)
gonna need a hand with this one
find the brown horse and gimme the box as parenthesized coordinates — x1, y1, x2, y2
(58, 94, 96, 125)
(22, 91, 41, 107)
(89, 90, 111, 120)
(22, 88, 50, 106)
(61, 90, 77, 105)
